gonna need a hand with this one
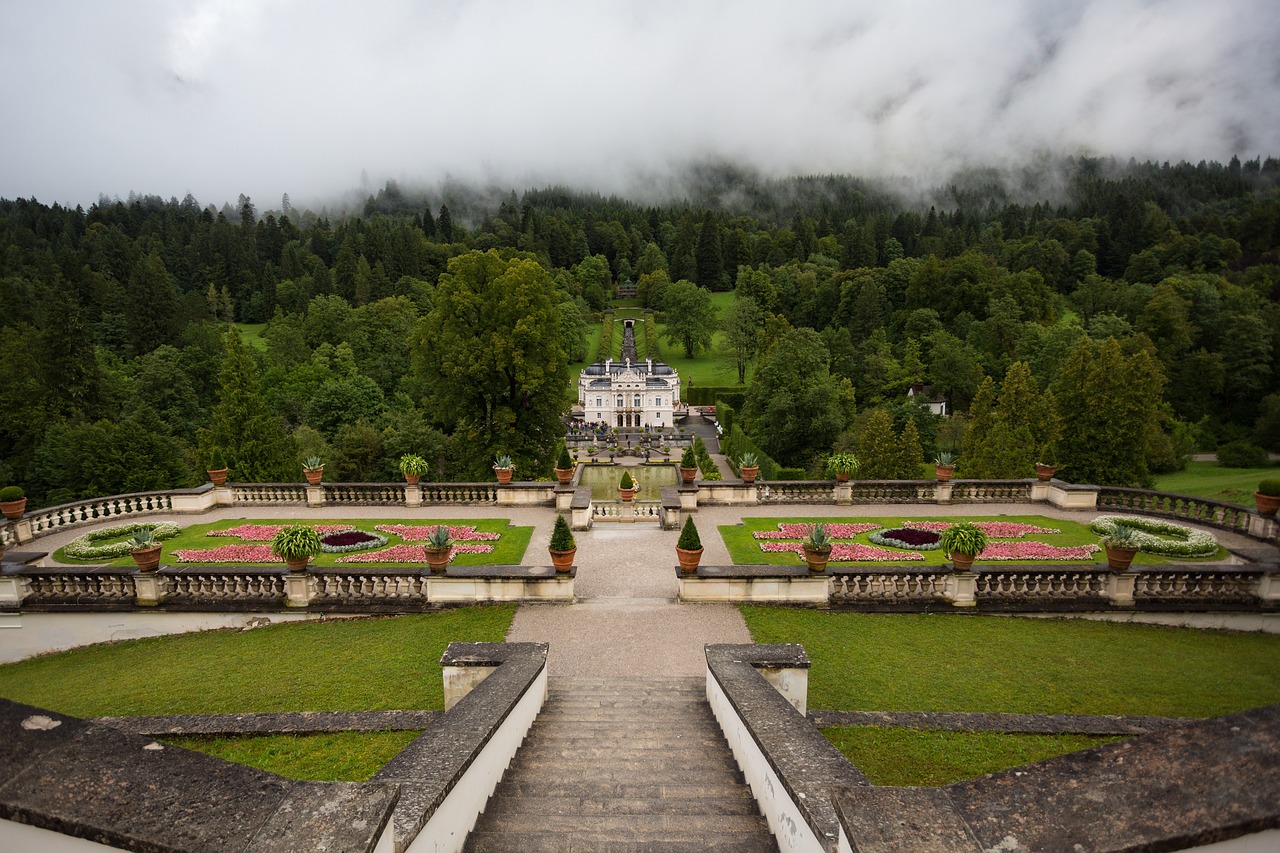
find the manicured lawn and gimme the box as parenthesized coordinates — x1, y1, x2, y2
(824, 728, 1122, 787)
(1153, 460, 1278, 508)
(719, 514, 1228, 567)
(54, 517, 532, 569)
(234, 322, 268, 351)
(165, 731, 422, 782)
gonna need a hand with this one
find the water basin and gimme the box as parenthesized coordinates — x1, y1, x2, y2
(578, 463, 679, 501)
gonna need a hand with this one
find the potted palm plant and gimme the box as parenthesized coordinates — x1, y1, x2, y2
(1254, 479, 1280, 518)
(738, 451, 760, 484)
(399, 454, 428, 485)
(302, 455, 324, 486)
(549, 514, 576, 572)
(554, 446, 575, 485)
(933, 451, 956, 482)
(826, 453, 860, 482)
(0, 486, 26, 520)
(676, 515, 703, 573)
(1101, 522, 1141, 570)
(801, 523, 833, 572)
(619, 470, 638, 501)
(939, 522, 988, 571)
(424, 525, 453, 573)
(679, 447, 698, 484)
(206, 448, 228, 486)
(493, 454, 515, 485)
(128, 527, 163, 572)
(270, 524, 322, 572)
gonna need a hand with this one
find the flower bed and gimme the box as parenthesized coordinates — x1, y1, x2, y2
(978, 542, 1100, 561)
(174, 545, 281, 563)
(319, 530, 390, 554)
(210, 524, 353, 541)
(63, 522, 182, 560)
(335, 543, 496, 564)
(754, 522, 880, 540)
(869, 528, 942, 550)
(374, 524, 502, 542)
(760, 542, 925, 562)
(903, 521, 1060, 538)
(1089, 516, 1218, 558)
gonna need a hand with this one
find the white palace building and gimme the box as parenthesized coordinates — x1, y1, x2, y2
(577, 319, 681, 429)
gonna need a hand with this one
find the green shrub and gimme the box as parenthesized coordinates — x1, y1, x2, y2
(619, 471, 636, 489)
(1257, 479, 1280, 497)
(938, 522, 988, 557)
(1217, 440, 1267, 468)
(302, 455, 324, 471)
(399, 454, 428, 477)
(270, 525, 322, 560)
(681, 447, 697, 468)
(207, 448, 227, 470)
(556, 446, 573, 469)
(0, 486, 24, 502)
(549, 515, 575, 551)
(425, 526, 452, 549)
(803, 523, 831, 550)
(677, 516, 701, 550)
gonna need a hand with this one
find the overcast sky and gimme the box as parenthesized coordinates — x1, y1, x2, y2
(2, 0, 1278, 209)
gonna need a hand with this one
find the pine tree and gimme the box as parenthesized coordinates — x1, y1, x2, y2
(896, 417, 924, 479)
(422, 206, 437, 238)
(201, 328, 295, 481)
(437, 204, 454, 241)
(857, 409, 900, 479)
(695, 211, 724, 291)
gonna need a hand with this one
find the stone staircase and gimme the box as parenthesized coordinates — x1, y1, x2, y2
(464, 676, 776, 852)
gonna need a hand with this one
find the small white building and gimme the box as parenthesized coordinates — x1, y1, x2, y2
(579, 358, 680, 429)
(907, 382, 947, 417)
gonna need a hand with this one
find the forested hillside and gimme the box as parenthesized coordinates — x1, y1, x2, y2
(2, 156, 1278, 507)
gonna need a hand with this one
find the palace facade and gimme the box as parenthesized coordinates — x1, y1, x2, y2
(578, 357, 680, 429)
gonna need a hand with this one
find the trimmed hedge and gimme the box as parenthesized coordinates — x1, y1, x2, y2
(686, 385, 750, 407)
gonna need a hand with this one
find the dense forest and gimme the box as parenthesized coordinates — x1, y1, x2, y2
(2, 156, 1278, 507)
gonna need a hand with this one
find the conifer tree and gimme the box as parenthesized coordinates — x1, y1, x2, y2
(437, 204, 454, 241)
(856, 409, 900, 479)
(896, 417, 924, 479)
(201, 328, 295, 481)
(695, 211, 724, 291)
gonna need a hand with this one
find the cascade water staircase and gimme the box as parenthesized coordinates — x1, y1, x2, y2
(464, 676, 776, 852)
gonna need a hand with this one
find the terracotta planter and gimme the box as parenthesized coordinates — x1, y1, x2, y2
(555, 467, 574, 485)
(284, 556, 311, 573)
(425, 547, 451, 574)
(935, 465, 955, 482)
(130, 546, 163, 573)
(1254, 492, 1280, 518)
(740, 466, 759, 484)
(949, 552, 976, 571)
(1035, 464, 1056, 482)
(1105, 545, 1139, 571)
(834, 472, 851, 483)
(549, 547, 576, 572)
(495, 468, 514, 485)
(304, 468, 323, 486)
(0, 498, 26, 520)
(802, 545, 832, 573)
(207, 468, 228, 486)
(619, 486, 637, 502)
(404, 474, 421, 486)
(679, 466, 698, 484)
(676, 546, 703, 573)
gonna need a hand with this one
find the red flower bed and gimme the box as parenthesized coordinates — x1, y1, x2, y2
(321, 530, 380, 547)
(375, 524, 501, 541)
(759, 542, 924, 561)
(978, 542, 1099, 561)
(755, 522, 881, 540)
(903, 521, 1060, 538)
(878, 528, 941, 546)
(210, 524, 352, 541)
(175, 545, 281, 563)
(336, 543, 495, 564)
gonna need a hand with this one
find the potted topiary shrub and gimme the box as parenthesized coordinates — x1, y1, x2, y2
(933, 451, 956, 482)
(676, 515, 703, 572)
(679, 447, 698, 484)
(738, 451, 760, 484)
(801, 523, 833, 572)
(206, 448, 228, 486)
(0, 486, 27, 520)
(128, 527, 163, 572)
(270, 524, 322, 572)
(826, 453, 860, 483)
(939, 522, 988, 571)
(302, 455, 325, 486)
(619, 470, 638, 501)
(1255, 479, 1280, 518)
(555, 446, 574, 485)
(424, 525, 453, 573)
(1101, 522, 1141, 571)
(399, 454, 428, 485)
(493, 454, 515, 485)
(548, 514, 576, 572)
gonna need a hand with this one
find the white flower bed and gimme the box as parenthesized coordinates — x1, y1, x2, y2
(318, 530, 390, 553)
(63, 522, 181, 560)
(1089, 515, 1219, 558)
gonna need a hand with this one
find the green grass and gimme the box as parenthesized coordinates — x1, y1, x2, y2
(54, 517, 532, 569)
(0, 607, 515, 717)
(740, 608, 1280, 717)
(719, 514, 1227, 566)
(235, 322, 268, 351)
(824, 727, 1123, 787)
(164, 731, 422, 782)
(1153, 460, 1278, 507)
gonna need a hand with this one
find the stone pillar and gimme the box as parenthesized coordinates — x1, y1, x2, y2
(0, 575, 28, 607)
(285, 572, 313, 608)
(404, 484, 422, 508)
(834, 481, 853, 505)
(678, 486, 699, 511)
(1106, 572, 1138, 607)
(934, 482, 953, 504)
(758, 666, 811, 716)
(1256, 573, 1280, 602)
(132, 573, 165, 607)
(442, 663, 500, 711)
(305, 485, 326, 508)
(11, 517, 34, 545)
(1029, 480, 1051, 502)
(621, 500, 635, 523)
(944, 571, 978, 607)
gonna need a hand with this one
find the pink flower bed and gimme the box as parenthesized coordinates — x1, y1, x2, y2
(209, 524, 352, 541)
(978, 542, 1100, 561)
(760, 542, 924, 561)
(375, 524, 501, 541)
(336, 543, 495, 563)
(756, 523, 880, 540)
(903, 521, 1060, 538)
(174, 545, 281, 563)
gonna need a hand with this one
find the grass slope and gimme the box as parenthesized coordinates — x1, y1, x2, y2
(1153, 460, 1278, 507)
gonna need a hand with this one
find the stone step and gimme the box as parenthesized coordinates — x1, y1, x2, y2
(501, 762, 747, 786)
(492, 781, 757, 801)
(467, 813, 772, 836)
(481, 794, 764, 817)
(510, 744, 739, 765)
(465, 830, 777, 852)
